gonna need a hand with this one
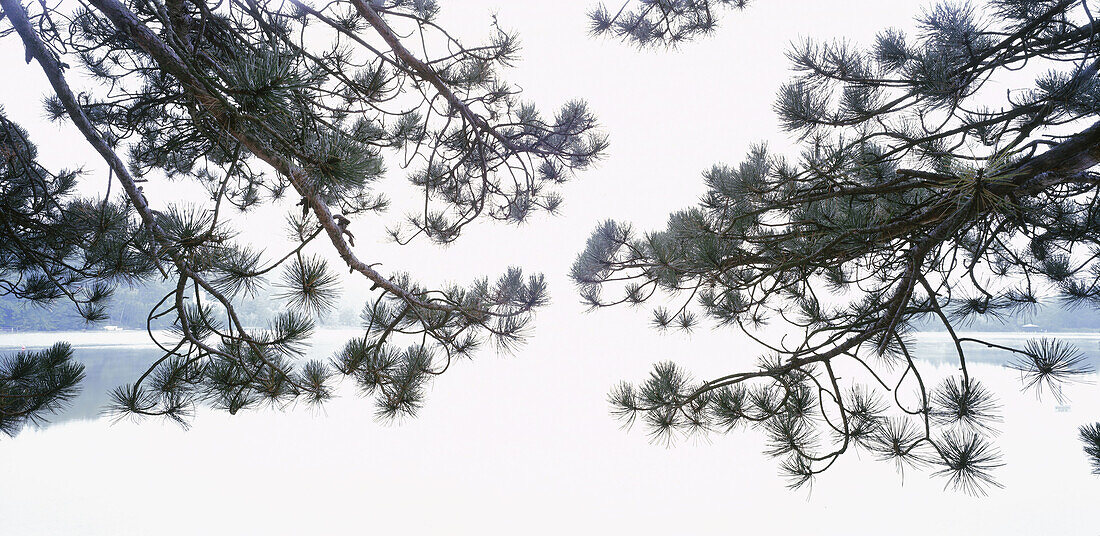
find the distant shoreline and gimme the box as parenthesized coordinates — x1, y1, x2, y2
(3, 327, 1100, 351)
(0, 327, 369, 349)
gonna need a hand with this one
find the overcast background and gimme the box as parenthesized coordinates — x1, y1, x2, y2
(1, 1, 1099, 534)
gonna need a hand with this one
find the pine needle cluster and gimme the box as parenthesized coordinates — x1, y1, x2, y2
(0, 0, 603, 431)
(577, 0, 1100, 491)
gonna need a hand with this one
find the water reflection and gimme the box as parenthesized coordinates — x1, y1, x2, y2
(2, 330, 1098, 536)
(2, 329, 1099, 429)
(0, 328, 363, 428)
(913, 331, 1100, 366)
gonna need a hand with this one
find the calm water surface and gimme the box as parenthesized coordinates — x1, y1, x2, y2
(2, 329, 1098, 536)
(2, 328, 1097, 429)
(0, 328, 365, 426)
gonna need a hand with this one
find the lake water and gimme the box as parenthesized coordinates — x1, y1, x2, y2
(3, 328, 1096, 429)
(0, 328, 367, 426)
(2, 328, 1098, 535)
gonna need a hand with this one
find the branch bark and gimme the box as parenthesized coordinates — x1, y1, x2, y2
(84, 0, 449, 311)
(4, 0, 308, 390)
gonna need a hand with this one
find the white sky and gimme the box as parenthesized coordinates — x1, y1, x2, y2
(1, 1, 1099, 534)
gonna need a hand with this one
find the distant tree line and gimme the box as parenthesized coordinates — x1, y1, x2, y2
(0, 281, 363, 331)
(913, 300, 1100, 332)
